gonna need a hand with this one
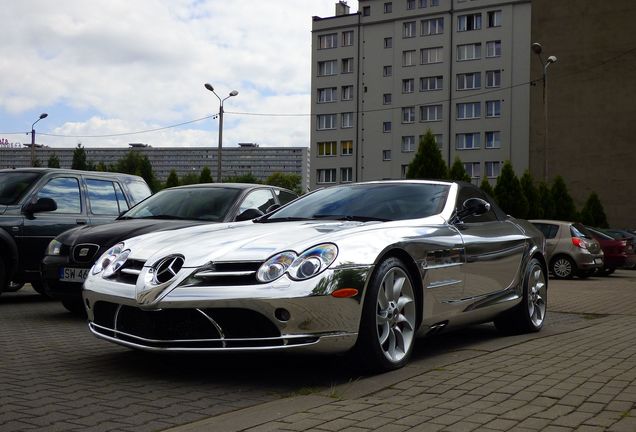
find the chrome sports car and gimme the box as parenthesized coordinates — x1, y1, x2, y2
(83, 180, 547, 372)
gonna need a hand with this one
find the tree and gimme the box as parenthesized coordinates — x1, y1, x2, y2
(165, 170, 179, 188)
(137, 155, 158, 192)
(520, 170, 541, 219)
(180, 172, 199, 186)
(265, 172, 302, 194)
(224, 173, 260, 184)
(537, 181, 555, 220)
(448, 157, 471, 182)
(71, 143, 88, 170)
(550, 176, 577, 221)
(406, 130, 448, 180)
(32, 158, 42, 167)
(494, 161, 528, 218)
(199, 166, 213, 183)
(580, 192, 609, 228)
(47, 154, 60, 168)
(480, 178, 495, 199)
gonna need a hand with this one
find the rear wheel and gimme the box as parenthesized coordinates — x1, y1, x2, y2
(0, 259, 5, 295)
(551, 256, 575, 279)
(495, 258, 547, 334)
(355, 257, 417, 373)
(5, 281, 25, 292)
(30, 281, 52, 298)
(598, 267, 615, 276)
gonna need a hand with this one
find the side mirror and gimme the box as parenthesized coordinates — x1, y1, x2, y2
(24, 197, 57, 214)
(455, 197, 490, 222)
(235, 208, 264, 222)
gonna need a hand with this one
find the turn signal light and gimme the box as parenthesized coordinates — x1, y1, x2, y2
(331, 288, 359, 298)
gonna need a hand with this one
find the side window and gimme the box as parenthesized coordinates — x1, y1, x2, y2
(275, 189, 298, 206)
(239, 189, 276, 214)
(126, 180, 152, 205)
(534, 223, 558, 239)
(37, 177, 82, 214)
(86, 179, 122, 215)
(456, 186, 498, 223)
(114, 183, 130, 212)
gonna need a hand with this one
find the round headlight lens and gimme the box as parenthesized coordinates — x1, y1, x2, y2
(256, 251, 297, 282)
(46, 239, 63, 256)
(102, 250, 130, 278)
(288, 243, 338, 281)
(92, 243, 125, 275)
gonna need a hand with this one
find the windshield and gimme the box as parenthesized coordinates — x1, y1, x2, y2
(0, 172, 43, 205)
(265, 183, 449, 222)
(122, 187, 242, 222)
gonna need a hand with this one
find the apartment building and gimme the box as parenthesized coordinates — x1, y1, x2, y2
(311, 0, 531, 189)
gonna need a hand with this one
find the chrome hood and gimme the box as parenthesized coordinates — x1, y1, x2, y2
(119, 216, 445, 267)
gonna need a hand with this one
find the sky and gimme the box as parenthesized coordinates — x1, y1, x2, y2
(0, 0, 355, 149)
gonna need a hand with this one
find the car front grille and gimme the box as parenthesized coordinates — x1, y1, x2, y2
(190, 261, 263, 286)
(72, 243, 100, 263)
(89, 301, 315, 350)
(111, 259, 146, 284)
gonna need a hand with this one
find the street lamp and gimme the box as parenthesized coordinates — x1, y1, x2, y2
(204, 83, 239, 182)
(31, 113, 48, 167)
(531, 43, 557, 182)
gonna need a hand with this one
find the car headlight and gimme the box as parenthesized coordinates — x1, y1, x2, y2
(256, 251, 297, 282)
(92, 243, 126, 276)
(288, 243, 338, 281)
(46, 239, 63, 256)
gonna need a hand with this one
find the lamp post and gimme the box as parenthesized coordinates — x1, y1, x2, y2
(31, 113, 48, 166)
(204, 83, 239, 182)
(531, 43, 557, 182)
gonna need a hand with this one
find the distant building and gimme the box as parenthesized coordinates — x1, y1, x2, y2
(0, 146, 310, 191)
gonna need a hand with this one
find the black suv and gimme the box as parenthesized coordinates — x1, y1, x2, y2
(0, 168, 151, 295)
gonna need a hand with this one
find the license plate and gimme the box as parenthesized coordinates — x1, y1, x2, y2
(594, 258, 603, 265)
(59, 267, 89, 282)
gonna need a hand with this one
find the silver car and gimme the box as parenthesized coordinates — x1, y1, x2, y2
(83, 181, 547, 372)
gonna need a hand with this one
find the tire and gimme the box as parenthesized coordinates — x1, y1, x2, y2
(0, 259, 5, 295)
(30, 281, 52, 298)
(354, 257, 418, 373)
(62, 299, 87, 317)
(551, 255, 575, 279)
(598, 268, 615, 276)
(495, 258, 547, 335)
(5, 281, 25, 292)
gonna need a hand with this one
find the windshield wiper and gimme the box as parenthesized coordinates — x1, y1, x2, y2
(312, 214, 391, 222)
(256, 216, 313, 223)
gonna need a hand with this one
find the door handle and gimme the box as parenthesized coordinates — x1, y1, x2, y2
(76, 219, 87, 225)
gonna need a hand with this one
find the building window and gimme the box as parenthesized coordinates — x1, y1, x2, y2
(317, 141, 337, 157)
(421, 47, 443, 64)
(457, 72, 481, 90)
(341, 85, 353, 101)
(318, 33, 338, 49)
(318, 60, 337, 76)
(383, 65, 393, 76)
(457, 43, 481, 61)
(342, 31, 354, 47)
(317, 169, 337, 184)
(418, 0, 427, 7)
(464, 162, 481, 180)
(317, 87, 337, 103)
(457, 13, 482, 32)
(402, 107, 416, 123)
(402, 78, 415, 93)
(363, 6, 371, 16)
(433, 134, 443, 149)
(486, 131, 501, 148)
(430, 0, 439, 5)
(342, 58, 353, 74)
(457, 102, 481, 120)
(384, 37, 393, 48)
(383, 150, 392, 161)
(488, 10, 502, 27)
(341, 140, 353, 155)
(341, 112, 354, 128)
(403, 50, 416, 67)
(384, 2, 393, 13)
(420, 104, 443, 122)
(341, 167, 353, 183)
(317, 114, 336, 130)
(486, 161, 501, 178)
(383, 93, 392, 105)
(486, 70, 501, 88)
(401, 164, 409, 178)
(456, 133, 481, 150)
(486, 40, 502, 58)
(421, 17, 443, 35)
(486, 100, 501, 118)
(401, 136, 416, 152)
(420, 75, 443, 91)
(403, 21, 416, 38)
(383, 121, 392, 133)
(407, 0, 416, 10)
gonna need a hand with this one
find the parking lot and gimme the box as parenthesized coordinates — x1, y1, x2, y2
(1, 271, 635, 432)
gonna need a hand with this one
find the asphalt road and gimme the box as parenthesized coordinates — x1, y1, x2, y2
(1, 270, 634, 432)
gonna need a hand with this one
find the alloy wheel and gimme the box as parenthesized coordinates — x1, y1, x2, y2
(553, 257, 573, 278)
(527, 264, 547, 327)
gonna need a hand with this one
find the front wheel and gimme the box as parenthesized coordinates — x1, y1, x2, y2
(354, 257, 417, 373)
(495, 258, 547, 335)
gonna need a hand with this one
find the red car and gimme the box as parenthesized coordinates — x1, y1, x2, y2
(586, 226, 632, 275)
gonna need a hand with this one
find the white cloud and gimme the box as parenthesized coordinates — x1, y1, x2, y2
(0, 0, 352, 147)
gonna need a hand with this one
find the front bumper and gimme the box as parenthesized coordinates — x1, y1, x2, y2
(41, 255, 87, 300)
(83, 266, 372, 354)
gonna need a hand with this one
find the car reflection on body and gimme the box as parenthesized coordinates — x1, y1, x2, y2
(83, 180, 547, 372)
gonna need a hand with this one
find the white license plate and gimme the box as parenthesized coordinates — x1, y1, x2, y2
(594, 258, 603, 265)
(59, 267, 89, 282)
